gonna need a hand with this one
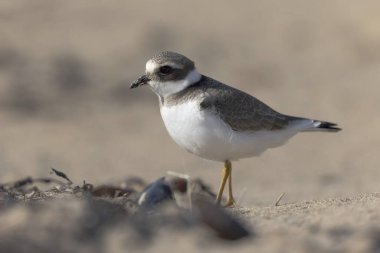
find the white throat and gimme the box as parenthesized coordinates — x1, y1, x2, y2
(148, 69, 201, 97)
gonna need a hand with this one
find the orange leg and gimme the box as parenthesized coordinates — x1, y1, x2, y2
(215, 160, 236, 207)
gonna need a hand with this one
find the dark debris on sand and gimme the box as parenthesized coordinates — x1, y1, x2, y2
(0, 169, 251, 253)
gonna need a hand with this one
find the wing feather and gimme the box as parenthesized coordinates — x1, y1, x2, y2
(197, 77, 291, 132)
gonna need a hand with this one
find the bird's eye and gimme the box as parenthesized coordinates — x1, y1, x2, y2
(159, 66, 173, 75)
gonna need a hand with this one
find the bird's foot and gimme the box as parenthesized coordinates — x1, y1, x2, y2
(223, 197, 237, 208)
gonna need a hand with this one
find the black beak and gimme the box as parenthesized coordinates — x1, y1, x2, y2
(130, 75, 151, 89)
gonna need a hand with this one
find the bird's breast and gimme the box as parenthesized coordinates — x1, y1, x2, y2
(159, 100, 232, 160)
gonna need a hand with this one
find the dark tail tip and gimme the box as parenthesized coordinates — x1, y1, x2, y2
(317, 121, 342, 132)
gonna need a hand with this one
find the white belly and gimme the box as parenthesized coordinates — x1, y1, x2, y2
(160, 101, 300, 162)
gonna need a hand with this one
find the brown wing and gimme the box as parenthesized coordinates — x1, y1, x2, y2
(199, 80, 291, 132)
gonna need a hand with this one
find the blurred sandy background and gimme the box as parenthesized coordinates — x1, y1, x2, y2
(0, 0, 379, 206)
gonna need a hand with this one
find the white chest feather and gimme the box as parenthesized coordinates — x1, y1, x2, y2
(160, 100, 227, 157)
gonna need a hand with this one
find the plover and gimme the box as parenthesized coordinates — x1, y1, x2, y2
(130, 51, 341, 206)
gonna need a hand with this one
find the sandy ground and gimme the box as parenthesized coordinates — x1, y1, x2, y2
(0, 0, 380, 252)
(1, 179, 380, 253)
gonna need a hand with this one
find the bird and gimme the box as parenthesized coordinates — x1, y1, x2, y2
(130, 51, 341, 207)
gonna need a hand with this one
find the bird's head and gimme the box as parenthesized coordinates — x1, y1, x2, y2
(130, 51, 201, 97)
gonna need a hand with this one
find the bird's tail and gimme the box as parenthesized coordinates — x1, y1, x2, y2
(285, 115, 341, 132)
(301, 119, 342, 132)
